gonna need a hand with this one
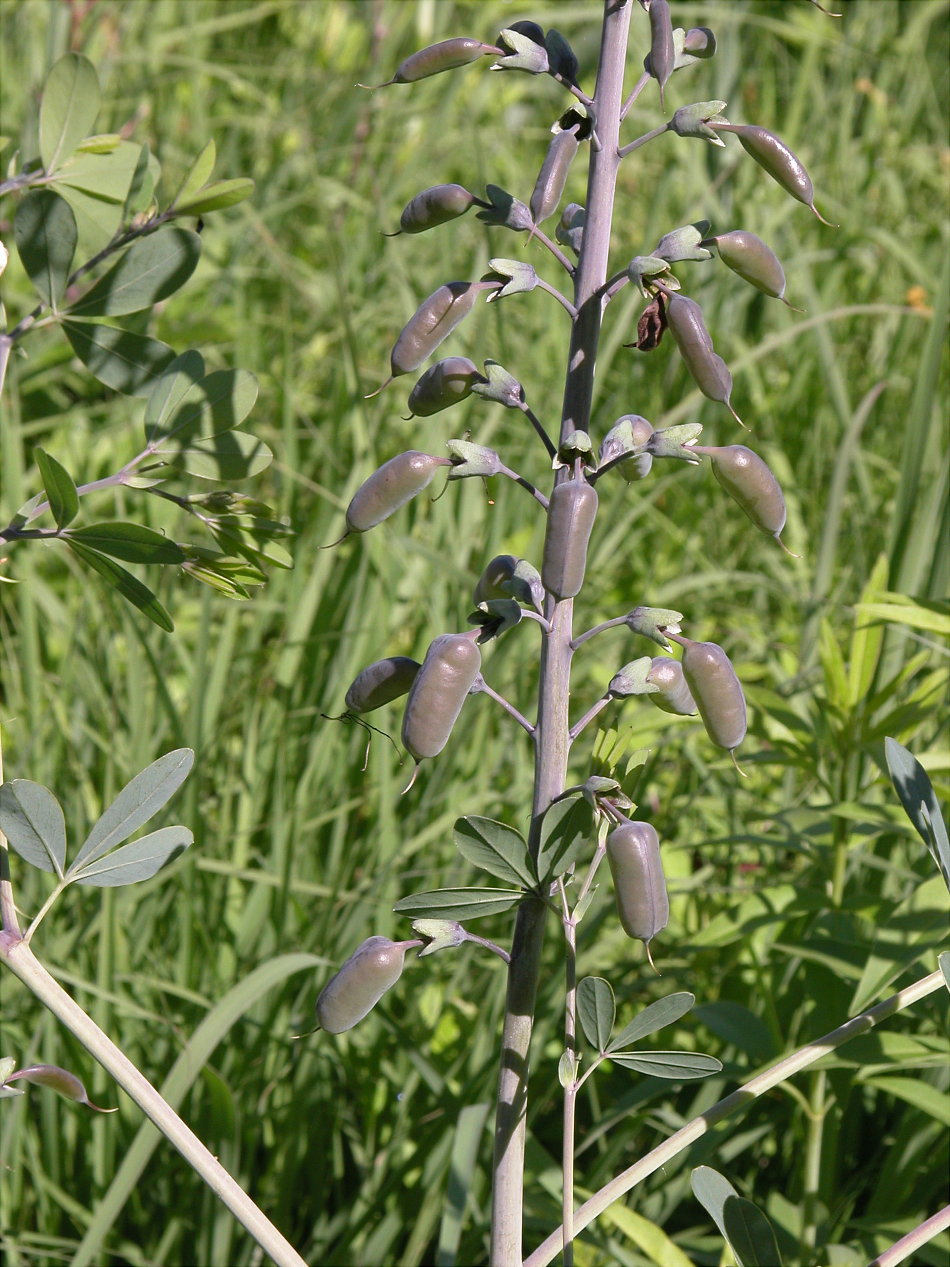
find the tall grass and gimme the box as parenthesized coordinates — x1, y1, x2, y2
(1, 2, 947, 1265)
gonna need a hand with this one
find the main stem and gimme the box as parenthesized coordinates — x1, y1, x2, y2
(489, 6, 631, 1264)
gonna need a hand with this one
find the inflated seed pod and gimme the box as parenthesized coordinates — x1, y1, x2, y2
(406, 357, 484, 417)
(529, 127, 580, 228)
(673, 633, 747, 757)
(342, 451, 450, 538)
(367, 282, 485, 397)
(715, 123, 834, 225)
(707, 230, 793, 306)
(473, 554, 519, 605)
(368, 38, 500, 88)
(390, 184, 478, 236)
(648, 0, 675, 107)
(665, 292, 744, 427)
(606, 821, 669, 961)
(683, 27, 717, 58)
(344, 656, 421, 714)
(401, 631, 481, 761)
(316, 936, 412, 1033)
(541, 478, 599, 600)
(645, 656, 697, 716)
(691, 444, 787, 544)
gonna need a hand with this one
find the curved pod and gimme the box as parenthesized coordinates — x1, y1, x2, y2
(665, 292, 741, 422)
(345, 451, 449, 535)
(606, 821, 669, 948)
(386, 38, 499, 86)
(402, 632, 481, 760)
(696, 444, 787, 541)
(344, 656, 421, 714)
(709, 229, 788, 302)
(390, 281, 482, 379)
(541, 478, 599, 600)
(407, 357, 482, 417)
(316, 936, 411, 1034)
(679, 636, 747, 753)
(395, 184, 477, 235)
(715, 123, 832, 224)
(648, 0, 675, 106)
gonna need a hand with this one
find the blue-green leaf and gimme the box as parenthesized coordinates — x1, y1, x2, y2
(577, 976, 615, 1052)
(66, 522, 185, 565)
(69, 749, 194, 872)
(67, 228, 201, 317)
(607, 1050, 722, 1079)
(62, 321, 175, 396)
(723, 1196, 783, 1267)
(146, 368, 258, 444)
(39, 53, 100, 172)
(169, 139, 216, 211)
(174, 178, 255, 216)
(70, 825, 192, 887)
(885, 737, 950, 891)
(33, 447, 79, 529)
(0, 780, 67, 878)
(608, 992, 696, 1053)
(393, 888, 525, 921)
(536, 792, 594, 885)
(453, 815, 535, 887)
(14, 191, 78, 308)
(64, 540, 174, 630)
(156, 430, 273, 481)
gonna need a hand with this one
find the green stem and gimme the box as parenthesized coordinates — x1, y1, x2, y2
(801, 1069, 830, 1256)
(0, 934, 308, 1267)
(525, 968, 945, 1267)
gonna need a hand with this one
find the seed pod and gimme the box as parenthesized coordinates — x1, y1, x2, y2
(368, 281, 484, 396)
(648, 0, 675, 107)
(401, 631, 481, 761)
(344, 656, 421, 714)
(316, 936, 412, 1033)
(691, 444, 788, 546)
(715, 123, 834, 225)
(645, 656, 697, 716)
(406, 357, 484, 417)
(606, 821, 669, 963)
(389, 184, 478, 236)
(706, 229, 796, 307)
(366, 38, 500, 88)
(672, 633, 747, 759)
(340, 451, 450, 539)
(541, 478, 599, 600)
(529, 127, 580, 228)
(683, 27, 717, 58)
(665, 292, 744, 427)
(473, 554, 519, 605)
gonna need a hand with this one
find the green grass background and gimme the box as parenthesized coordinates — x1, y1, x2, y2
(1, 1, 947, 1264)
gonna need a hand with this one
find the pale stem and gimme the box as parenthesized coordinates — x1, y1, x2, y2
(524, 969, 947, 1267)
(561, 913, 579, 1266)
(869, 1204, 950, 1267)
(568, 695, 611, 742)
(475, 678, 535, 736)
(0, 934, 308, 1267)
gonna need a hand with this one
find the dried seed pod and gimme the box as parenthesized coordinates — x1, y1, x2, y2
(671, 633, 747, 761)
(645, 656, 697, 716)
(388, 184, 479, 236)
(541, 478, 599, 600)
(368, 281, 484, 395)
(706, 229, 797, 307)
(665, 292, 744, 427)
(648, 0, 675, 107)
(606, 820, 669, 965)
(715, 123, 834, 225)
(366, 38, 500, 88)
(529, 127, 580, 228)
(344, 656, 421, 714)
(691, 444, 790, 547)
(316, 936, 413, 1033)
(339, 451, 450, 540)
(406, 357, 484, 417)
(401, 631, 482, 761)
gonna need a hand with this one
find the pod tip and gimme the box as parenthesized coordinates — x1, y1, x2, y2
(400, 761, 422, 795)
(730, 749, 749, 777)
(811, 203, 838, 228)
(364, 375, 395, 400)
(644, 940, 661, 974)
(776, 534, 802, 559)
